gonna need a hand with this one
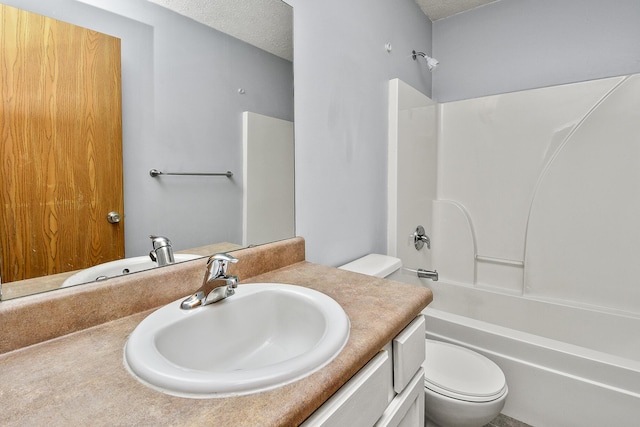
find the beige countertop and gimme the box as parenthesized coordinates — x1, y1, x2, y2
(0, 238, 432, 426)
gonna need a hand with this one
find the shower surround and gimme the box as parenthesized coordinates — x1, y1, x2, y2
(387, 76, 640, 426)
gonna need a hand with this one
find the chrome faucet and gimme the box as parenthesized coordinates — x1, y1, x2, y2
(180, 253, 239, 310)
(404, 267, 439, 281)
(149, 235, 175, 266)
(417, 269, 438, 281)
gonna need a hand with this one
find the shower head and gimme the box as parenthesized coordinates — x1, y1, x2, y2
(412, 50, 439, 71)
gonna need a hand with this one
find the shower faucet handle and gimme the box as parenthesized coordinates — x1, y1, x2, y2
(413, 225, 431, 250)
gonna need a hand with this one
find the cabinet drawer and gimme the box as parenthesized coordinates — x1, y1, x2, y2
(392, 316, 425, 393)
(302, 350, 392, 427)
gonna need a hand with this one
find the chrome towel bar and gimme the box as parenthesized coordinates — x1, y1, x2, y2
(149, 169, 233, 178)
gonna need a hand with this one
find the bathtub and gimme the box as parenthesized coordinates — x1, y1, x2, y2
(390, 273, 640, 427)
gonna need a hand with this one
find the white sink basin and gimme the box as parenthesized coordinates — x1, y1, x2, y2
(124, 283, 350, 398)
(61, 254, 202, 287)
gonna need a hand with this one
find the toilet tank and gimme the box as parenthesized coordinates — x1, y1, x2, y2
(338, 254, 402, 278)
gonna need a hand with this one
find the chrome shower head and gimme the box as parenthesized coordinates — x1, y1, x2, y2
(412, 50, 439, 71)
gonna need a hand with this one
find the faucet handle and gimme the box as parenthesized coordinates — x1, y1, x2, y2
(206, 253, 238, 278)
(149, 235, 172, 249)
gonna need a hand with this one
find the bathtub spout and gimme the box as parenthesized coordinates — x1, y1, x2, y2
(404, 267, 438, 281)
(418, 269, 438, 281)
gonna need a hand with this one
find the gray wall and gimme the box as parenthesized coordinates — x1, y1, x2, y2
(433, 0, 640, 102)
(5, 0, 294, 257)
(291, 0, 640, 266)
(290, 0, 433, 266)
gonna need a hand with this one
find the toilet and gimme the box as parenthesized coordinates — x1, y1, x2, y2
(339, 254, 508, 427)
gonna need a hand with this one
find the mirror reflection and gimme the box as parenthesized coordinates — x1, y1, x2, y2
(0, 0, 294, 300)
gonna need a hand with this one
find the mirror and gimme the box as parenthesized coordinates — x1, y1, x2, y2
(0, 0, 294, 300)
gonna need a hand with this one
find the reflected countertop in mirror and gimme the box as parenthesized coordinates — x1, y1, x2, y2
(1, 242, 243, 300)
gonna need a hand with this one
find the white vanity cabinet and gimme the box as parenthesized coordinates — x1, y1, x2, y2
(303, 316, 426, 427)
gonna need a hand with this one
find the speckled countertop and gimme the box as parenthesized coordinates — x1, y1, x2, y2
(0, 238, 432, 426)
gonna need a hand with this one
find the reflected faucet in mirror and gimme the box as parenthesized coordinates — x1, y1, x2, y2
(149, 235, 175, 266)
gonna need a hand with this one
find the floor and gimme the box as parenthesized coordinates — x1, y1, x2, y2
(485, 413, 533, 427)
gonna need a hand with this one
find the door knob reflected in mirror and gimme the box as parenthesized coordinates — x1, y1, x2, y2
(107, 211, 121, 224)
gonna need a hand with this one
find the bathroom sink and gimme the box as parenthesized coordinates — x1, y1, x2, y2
(61, 254, 202, 287)
(124, 283, 350, 398)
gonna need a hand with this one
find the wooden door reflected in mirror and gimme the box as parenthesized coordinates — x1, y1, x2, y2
(0, 4, 123, 282)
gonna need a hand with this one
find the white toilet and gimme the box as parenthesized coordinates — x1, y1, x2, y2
(339, 254, 508, 427)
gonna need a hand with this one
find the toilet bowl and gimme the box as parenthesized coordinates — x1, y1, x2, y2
(423, 339, 507, 427)
(339, 254, 508, 427)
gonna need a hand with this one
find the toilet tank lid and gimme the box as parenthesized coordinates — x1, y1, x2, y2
(338, 254, 402, 278)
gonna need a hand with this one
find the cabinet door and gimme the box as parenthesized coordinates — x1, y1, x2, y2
(302, 350, 392, 427)
(393, 316, 426, 393)
(375, 368, 425, 427)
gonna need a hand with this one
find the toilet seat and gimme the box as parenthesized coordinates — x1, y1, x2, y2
(423, 340, 507, 403)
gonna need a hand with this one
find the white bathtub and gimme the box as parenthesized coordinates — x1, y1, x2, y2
(390, 273, 640, 427)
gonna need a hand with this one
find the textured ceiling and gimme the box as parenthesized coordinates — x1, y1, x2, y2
(147, 0, 498, 62)
(415, 0, 499, 21)
(147, 0, 293, 61)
